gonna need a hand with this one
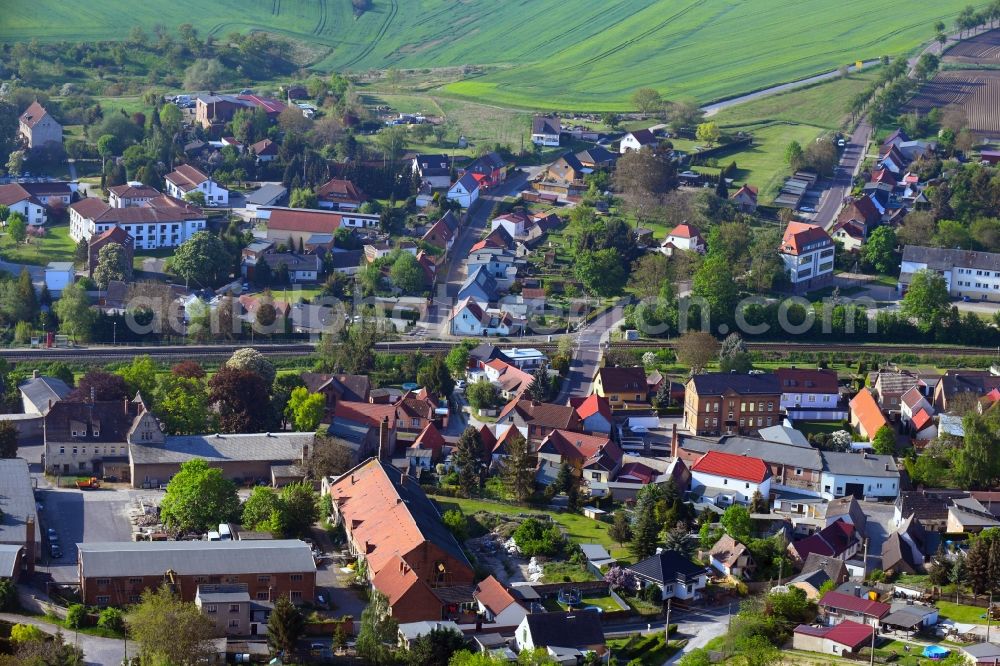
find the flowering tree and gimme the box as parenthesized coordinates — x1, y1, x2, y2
(604, 566, 637, 591)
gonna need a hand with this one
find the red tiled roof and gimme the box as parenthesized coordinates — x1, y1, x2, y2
(781, 221, 831, 256)
(334, 400, 397, 429)
(617, 461, 657, 484)
(478, 425, 497, 456)
(70, 195, 204, 223)
(316, 178, 367, 202)
(849, 389, 887, 440)
(795, 620, 873, 650)
(237, 94, 286, 115)
(19, 101, 51, 129)
(267, 208, 344, 234)
(774, 368, 839, 394)
(164, 164, 209, 191)
(911, 408, 932, 431)
(496, 397, 582, 432)
(0, 183, 41, 207)
(732, 184, 758, 201)
(900, 386, 926, 410)
(692, 450, 770, 483)
(871, 169, 898, 186)
(250, 139, 278, 156)
(107, 184, 160, 199)
(474, 575, 519, 616)
(595, 366, 647, 394)
(411, 422, 445, 455)
(576, 394, 612, 422)
(819, 590, 890, 618)
(792, 519, 857, 560)
(667, 223, 701, 239)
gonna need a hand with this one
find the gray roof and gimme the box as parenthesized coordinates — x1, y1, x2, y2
(247, 184, 287, 206)
(19, 375, 72, 414)
(626, 550, 706, 585)
(821, 452, 898, 477)
(129, 432, 313, 465)
(398, 620, 462, 641)
(963, 643, 1000, 659)
(681, 434, 823, 470)
(689, 372, 781, 396)
(524, 610, 604, 649)
(0, 544, 22, 578)
(881, 609, 927, 628)
(78, 540, 316, 578)
(0, 459, 38, 547)
(531, 116, 561, 136)
(197, 590, 251, 604)
(758, 425, 810, 447)
(902, 245, 1000, 273)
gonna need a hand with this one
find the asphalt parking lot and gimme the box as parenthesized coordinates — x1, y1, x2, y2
(35, 487, 150, 582)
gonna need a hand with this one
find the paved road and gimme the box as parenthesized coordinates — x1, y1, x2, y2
(426, 172, 529, 333)
(0, 611, 134, 666)
(607, 604, 731, 666)
(556, 301, 627, 402)
(815, 118, 871, 230)
(702, 60, 881, 117)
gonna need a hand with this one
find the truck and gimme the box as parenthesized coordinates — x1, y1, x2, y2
(76, 477, 101, 490)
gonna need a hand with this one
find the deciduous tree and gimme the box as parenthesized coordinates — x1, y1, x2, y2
(631, 88, 663, 114)
(674, 331, 720, 373)
(160, 459, 240, 533)
(208, 367, 271, 433)
(126, 585, 219, 665)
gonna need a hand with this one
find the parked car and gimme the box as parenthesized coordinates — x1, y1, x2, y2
(49, 543, 62, 559)
(798, 206, 816, 213)
(455, 380, 466, 392)
(46, 528, 58, 542)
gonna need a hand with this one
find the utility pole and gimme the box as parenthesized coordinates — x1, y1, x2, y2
(989, 591, 994, 642)
(665, 598, 672, 642)
(869, 622, 876, 666)
(863, 538, 869, 579)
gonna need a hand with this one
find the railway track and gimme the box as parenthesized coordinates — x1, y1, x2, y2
(1, 339, 995, 362)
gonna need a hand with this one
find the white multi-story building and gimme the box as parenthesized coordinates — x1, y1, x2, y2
(899, 245, 1000, 301)
(780, 221, 835, 291)
(164, 164, 229, 206)
(0, 184, 47, 225)
(69, 196, 206, 250)
(775, 367, 841, 414)
(690, 450, 772, 506)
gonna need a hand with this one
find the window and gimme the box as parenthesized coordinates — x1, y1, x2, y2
(97, 595, 110, 605)
(205, 604, 217, 614)
(257, 576, 271, 584)
(229, 619, 241, 628)
(256, 592, 269, 600)
(129, 594, 141, 603)
(129, 577, 142, 584)
(795, 468, 803, 475)
(739, 418, 745, 427)
(290, 591, 302, 602)
(745, 482, 750, 489)
(59, 446, 65, 454)
(591, 472, 600, 480)
(290, 574, 303, 582)
(96, 578, 110, 586)
(712, 418, 717, 427)
(767, 402, 773, 411)
(229, 604, 240, 613)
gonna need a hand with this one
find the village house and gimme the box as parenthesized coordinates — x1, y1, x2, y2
(164, 164, 229, 206)
(544, 152, 585, 185)
(325, 459, 475, 623)
(775, 367, 841, 418)
(730, 185, 759, 213)
(690, 450, 772, 506)
(421, 212, 459, 252)
(790, 519, 860, 563)
(933, 370, 1000, 412)
(899, 246, 1000, 302)
(900, 386, 935, 439)
(473, 576, 527, 627)
(793, 620, 874, 657)
(515, 610, 607, 662)
(87, 226, 134, 277)
(479, 360, 534, 400)
(69, 195, 206, 250)
(496, 397, 583, 445)
(821, 451, 899, 501)
(194, 584, 266, 637)
(780, 221, 835, 291)
(880, 515, 927, 575)
(447, 172, 480, 208)
(77, 540, 316, 606)
(592, 366, 648, 407)
(572, 394, 613, 435)
(660, 223, 706, 256)
(530, 116, 561, 147)
(260, 208, 354, 246)
(708, 534, 755, 579)
(300, 373, 370, 413)
(788, 555, 850, 599)
(255, 253, 321, 283)
(849, 388, 888, 441)
(315, 178, 368, 211)
(683, 373, 782, 437)
(449, 298, 520, 337)
(18, 101, 62, 148)
(249, 138, 278, 162)
(535, 429, 623, 486)
(0, 183, 49, 226)
(832, 195, 883, 250)
(463, 152, 507, 189)
(818, 590, 890, 627)
(194, 94, 285, 130)
(619, 128, 657, 153)
(19, 372, 71, 417)
(625, 550, 708, 601)
(575, 146, 617, 170)
(107, 183, 160, 209)
(871, 369, 926, 414)
(412, 154, 452, 189)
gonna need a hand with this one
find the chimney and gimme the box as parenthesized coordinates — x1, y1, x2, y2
(25, 516, 35, 576)
(301, 444, 309, 465)
(854, 586, 861, 597)
(124, 397, 129, 414)
(670, 423, 678, 459)
(378, 416, 390, 461)
(32, 370, 39, 379)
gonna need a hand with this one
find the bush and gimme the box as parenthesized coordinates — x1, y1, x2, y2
(513, 518, 565, 557)
(66, 603, 86, 629)
(0, 579, 17, 611)
(442, 509, 468, 541)
(97, 607, 125, 633)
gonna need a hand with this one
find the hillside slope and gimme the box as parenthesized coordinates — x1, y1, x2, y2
(1, 0, 988, 109)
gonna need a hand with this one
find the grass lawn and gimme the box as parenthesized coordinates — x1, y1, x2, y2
(0, 224, 78, 266)
(936, 600, 990, 623)
(795, 421, 849, 437)
(429, 495, 629, 559)
(542, 592, 623, 612)
(541, 561, 598, 583)
(608, 634, 682, 665)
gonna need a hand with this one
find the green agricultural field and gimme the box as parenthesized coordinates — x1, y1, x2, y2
(2, 0, 989, 110)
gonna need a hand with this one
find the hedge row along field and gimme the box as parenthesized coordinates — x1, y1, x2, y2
(1, 0, 992, 110)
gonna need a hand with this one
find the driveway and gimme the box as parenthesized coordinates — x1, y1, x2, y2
(0, 611, 135, 666)
(556, 301, 627, 401)
(35, 486, 142, 583)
